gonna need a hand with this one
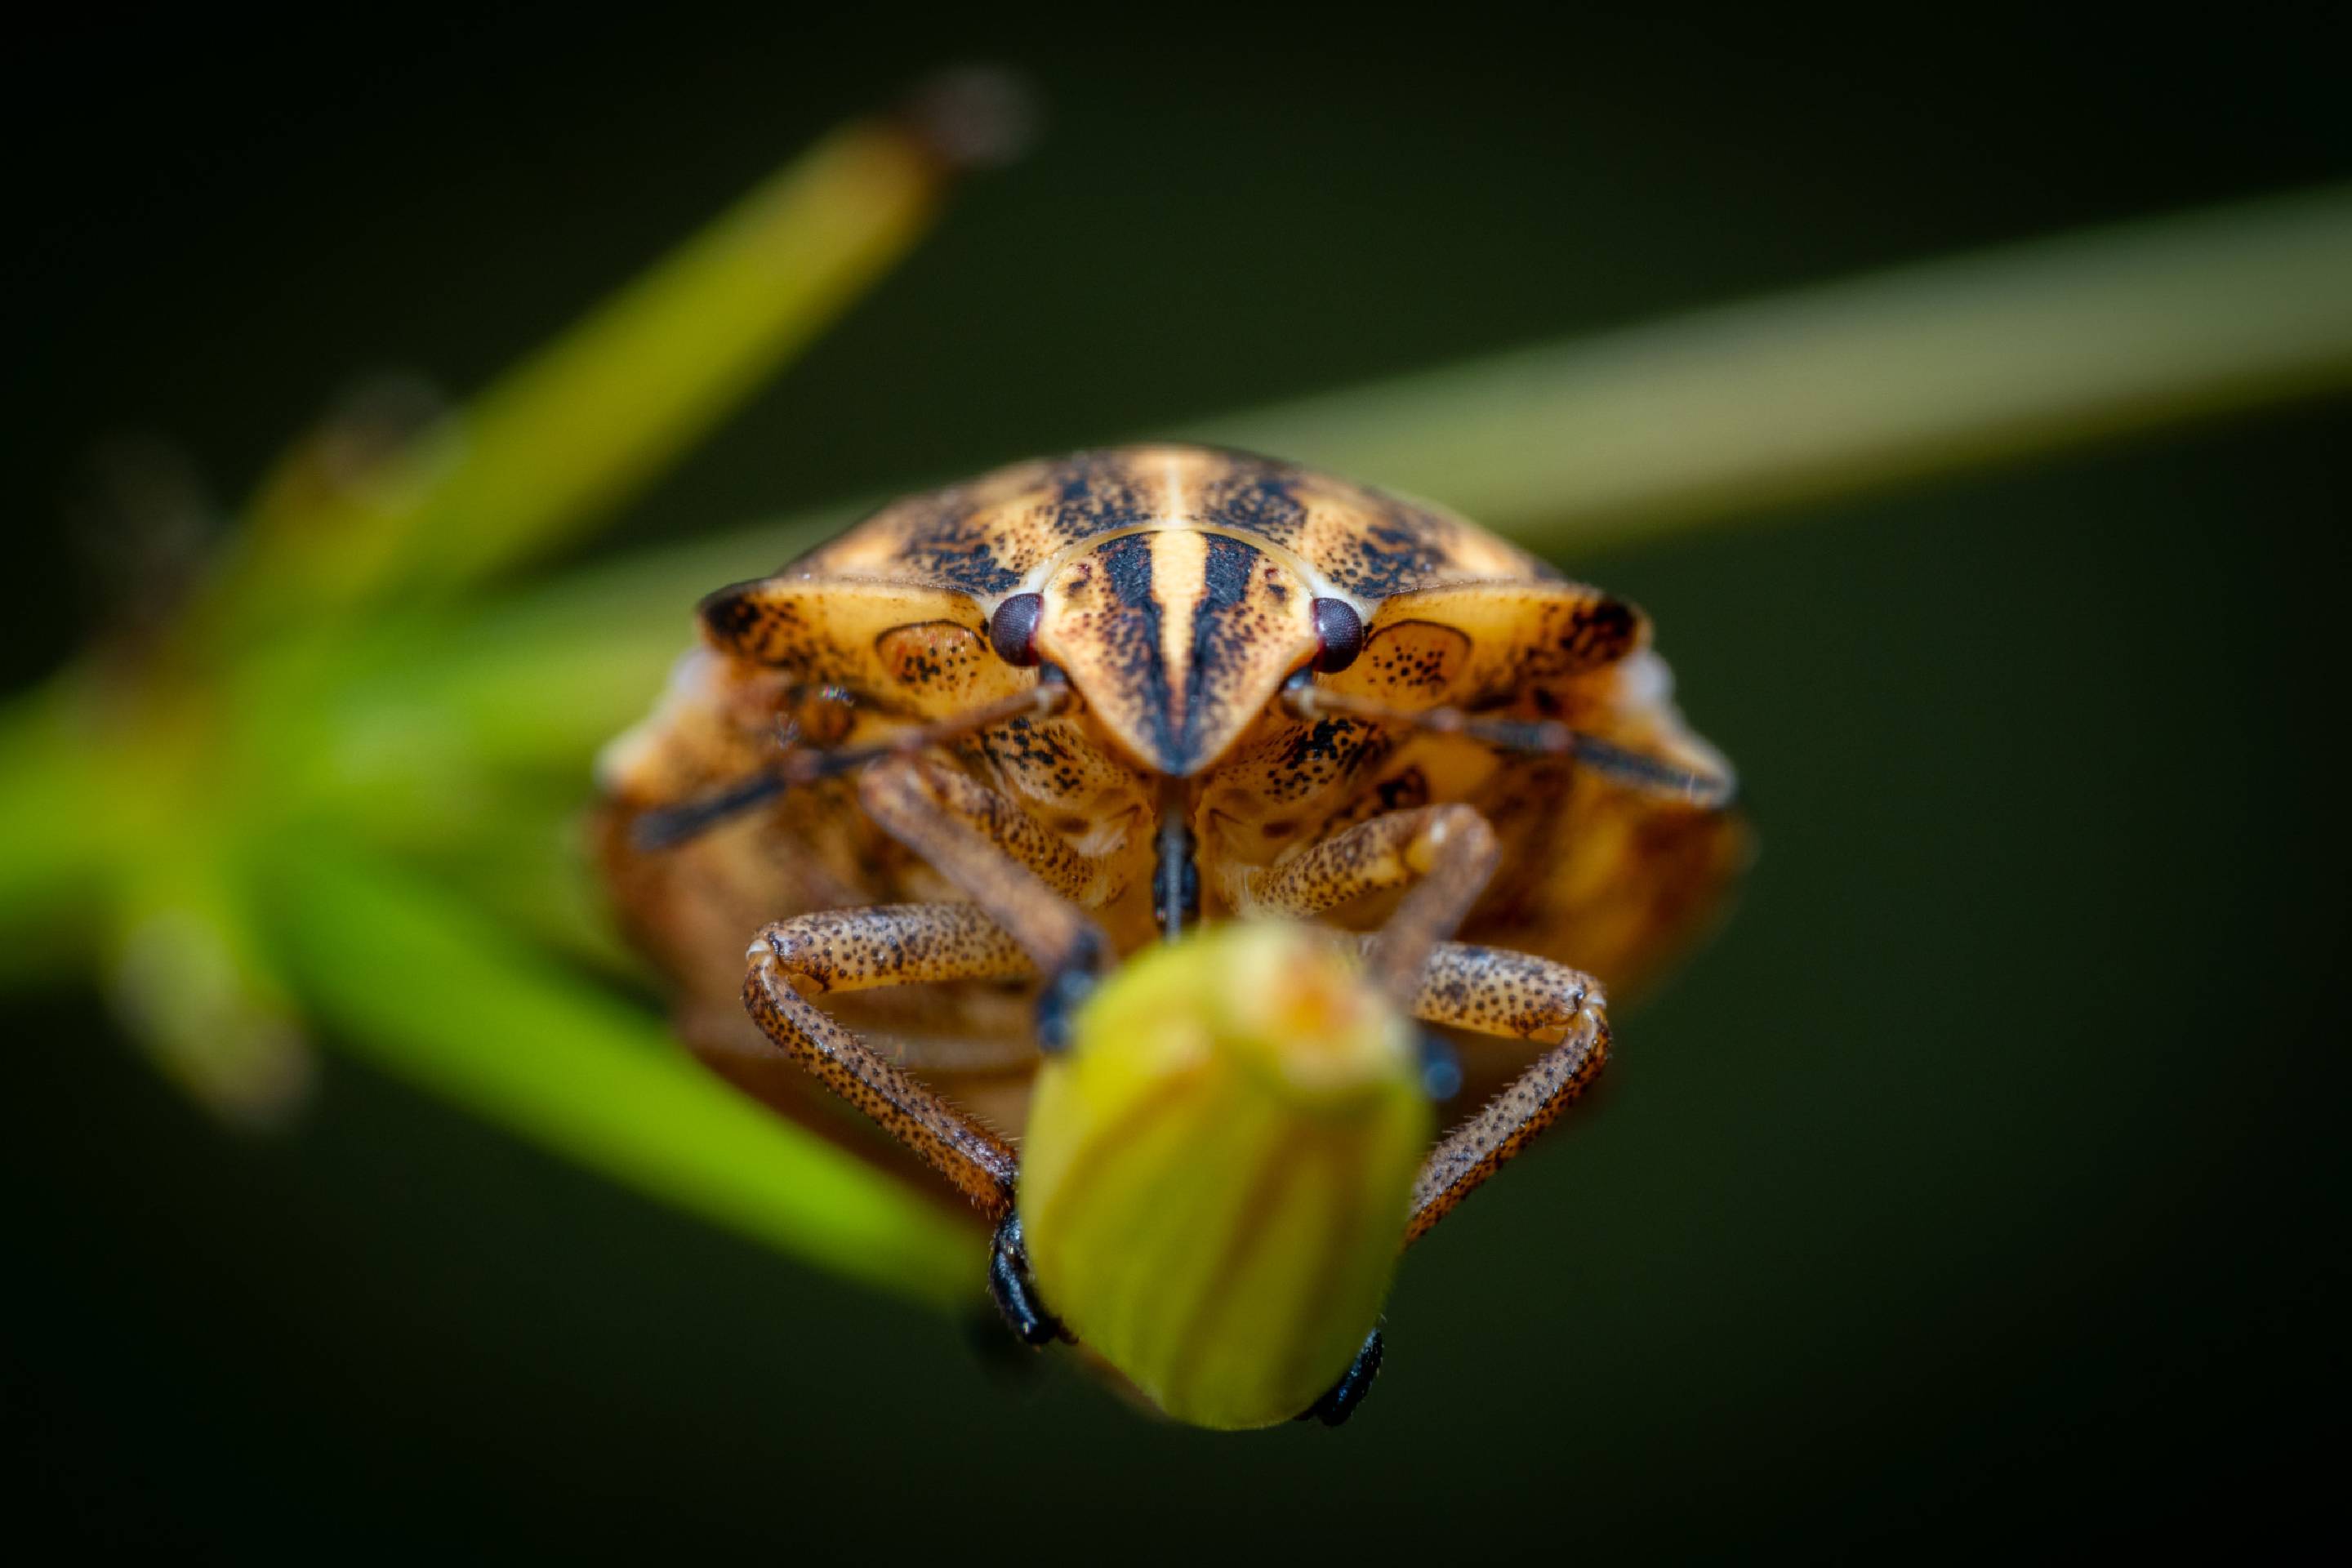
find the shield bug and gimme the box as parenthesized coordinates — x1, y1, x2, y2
(596, 444, 1744, 1424)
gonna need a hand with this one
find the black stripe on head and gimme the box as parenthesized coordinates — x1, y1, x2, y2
(1183, 534, 1262, 760)
(1096, 532, 1178, 767)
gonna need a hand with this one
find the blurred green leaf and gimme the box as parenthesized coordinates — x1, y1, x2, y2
(192, 114, 963, 655)
(109, 841, 314, 1130)
(256, 840, 979, 1308)
(0, 687, 114, 978)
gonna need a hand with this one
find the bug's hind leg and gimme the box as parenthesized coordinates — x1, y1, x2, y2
(742, 902, 1036, 1219)
(1361, 938, 1611, 1245)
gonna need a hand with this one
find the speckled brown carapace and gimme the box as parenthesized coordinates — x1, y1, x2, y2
(596, 443, 1745, 1221)
(780, 446, 1544, 602)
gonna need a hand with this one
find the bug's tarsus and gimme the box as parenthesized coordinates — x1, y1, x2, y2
(987, 1215, 1067, 1348)
(1297, 1330, 1384, 1427)
(1032, 927, 1107, 1055)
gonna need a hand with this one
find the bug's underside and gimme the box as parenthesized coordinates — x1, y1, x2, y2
(595, 444, 1746, 1209)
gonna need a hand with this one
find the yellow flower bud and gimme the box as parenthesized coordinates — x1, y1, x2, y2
(1018, 921, 1432, 1429)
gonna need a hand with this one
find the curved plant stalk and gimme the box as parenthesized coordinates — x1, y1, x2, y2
(188, 87, 1012, 657)
(1186, 182, 2352, 553)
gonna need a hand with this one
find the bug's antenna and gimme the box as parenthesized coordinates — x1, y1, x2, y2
(1281, 677, 1735, 808)
(632, 674, 1073, 851)
(630, 769, 796, 851)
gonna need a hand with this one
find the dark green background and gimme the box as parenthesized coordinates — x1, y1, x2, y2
(7, 7, 2346, 1558)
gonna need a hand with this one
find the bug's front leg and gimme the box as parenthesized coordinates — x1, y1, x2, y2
(743, 899, 1069, 1345)
(1285, 939, 1605, 1424)
(1226, 804, 1500, 1001)
(857, 754, 1119, 1051)
(743, 902, 1036, 1218)
(1234, 809, 1610, 1243)
(1363, 938, 1612, 1245)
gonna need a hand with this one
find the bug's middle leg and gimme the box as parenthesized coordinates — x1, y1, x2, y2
(857, 753, 1121, 1049)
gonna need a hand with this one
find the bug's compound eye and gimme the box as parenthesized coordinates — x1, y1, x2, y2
(1310, 597, 1364, 674)
(990, 592, 1045, 666)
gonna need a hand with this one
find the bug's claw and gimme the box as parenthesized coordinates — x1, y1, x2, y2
(1297, 1330, 1384, 1427)
(960, 1304, 1049, 1380)
(987, 1214, 1067, 1348)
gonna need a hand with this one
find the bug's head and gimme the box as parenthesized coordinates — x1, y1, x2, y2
(989, 530, 1361, 777)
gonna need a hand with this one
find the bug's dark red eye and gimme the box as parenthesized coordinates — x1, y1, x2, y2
(1310, 597, 1364, 674)
(990, 592, 1045, 666)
